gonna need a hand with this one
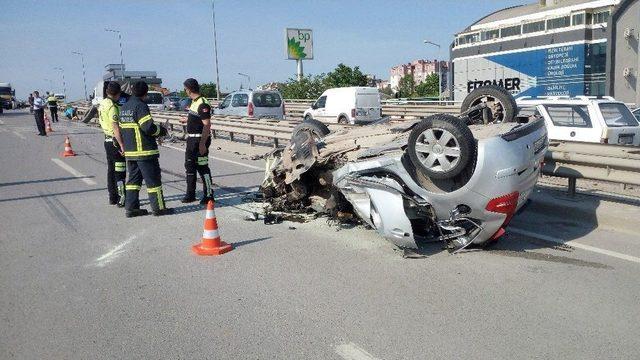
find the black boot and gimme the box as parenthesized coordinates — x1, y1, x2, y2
(126, 209, 149, 218)
(181, 195, 196, 203)
(153, 208, 175, 216)
(199, 197, 214, 205)
(183, 173, 197, 203)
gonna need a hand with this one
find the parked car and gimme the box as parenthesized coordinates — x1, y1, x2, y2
(164, 96, 180, 111)
(214, 90, 284, 119)
(517, 96, 640, 146)
(145, 91, 165, 111)
(303, 87, 382, 124)
(262, 88, 548, 252)
(179, 97, 192, 112)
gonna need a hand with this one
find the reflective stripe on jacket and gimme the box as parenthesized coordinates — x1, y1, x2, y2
(118, 97, 167, 160)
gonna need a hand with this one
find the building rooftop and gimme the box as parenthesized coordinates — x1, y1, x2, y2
(462, 0, 615, 32)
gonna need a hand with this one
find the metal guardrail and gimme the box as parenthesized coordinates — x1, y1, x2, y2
(73, 102, 640, 192)
(543, 141, 640, 195)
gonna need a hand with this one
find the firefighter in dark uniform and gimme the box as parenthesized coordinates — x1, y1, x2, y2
(98, 81, 126, 206)
(118, 81, 173, 217)
(46, 92, 59, 122)
(181, 78, 214, 204)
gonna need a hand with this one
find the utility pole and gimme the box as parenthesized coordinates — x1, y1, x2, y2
(72, 51, 88, 101)
(211, 0, 221, 100)
(44, 78, 54, 92)
(105, 28, 125, 79)
(54, 67, 66, 99)
(423, 40, 442, 102)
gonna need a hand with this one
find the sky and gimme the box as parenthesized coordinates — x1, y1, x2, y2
(0, 0, 525, 100)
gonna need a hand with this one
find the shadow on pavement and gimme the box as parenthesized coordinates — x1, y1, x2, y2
(0, 176, 96, 187)
(0, 187, 107, 203)
(231, 236, 271, 248)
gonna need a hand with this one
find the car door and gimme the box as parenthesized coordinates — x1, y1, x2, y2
(231, 93, 249, 116)
(215, 95, 232, 115)
(539, 104, 601, 143)
(313, 95, 327, 122)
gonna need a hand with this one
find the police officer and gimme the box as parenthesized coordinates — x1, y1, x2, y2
(47, 92, 59, 122)
(181, 78, 214, 204)
(32, 91, 46, 136)
(119, 81, 173, 217)
(98, 81, 126, 207)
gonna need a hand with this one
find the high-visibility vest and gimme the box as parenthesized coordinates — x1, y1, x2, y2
(98, 98, 119, 137)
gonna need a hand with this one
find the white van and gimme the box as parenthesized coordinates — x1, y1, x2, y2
(517, 96, 640, 146)
(303, 87, 382, 124)
(145, 91, 164, 111)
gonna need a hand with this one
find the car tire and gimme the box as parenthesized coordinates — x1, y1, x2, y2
(407, 114, 476, 180)
(338, 116, 349, 125)
(460, 85, 517, 124)
(294, 118, 330, 138)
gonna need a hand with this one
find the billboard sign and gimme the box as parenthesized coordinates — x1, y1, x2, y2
(285, 28, 313, 60)
(452, 42, 605, 101)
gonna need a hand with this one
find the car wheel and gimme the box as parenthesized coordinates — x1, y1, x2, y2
(293, 118, 330, 139)
(460, 85, 517, 124)
(407, 114, 476, 180)
(338, 116, 349, 124)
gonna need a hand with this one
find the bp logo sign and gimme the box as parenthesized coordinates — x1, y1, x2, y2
(285, 28, 313, 60)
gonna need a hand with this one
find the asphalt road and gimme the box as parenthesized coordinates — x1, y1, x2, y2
(1, 110, 640, 359)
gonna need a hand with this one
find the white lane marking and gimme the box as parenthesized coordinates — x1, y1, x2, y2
(162, 144, 263, 170)
(12, 131, 26, 139)
(510, 227, 640, 264)
(335, 343, 380, 360)
(92, 235, 136, 268)
(51, 158, 97, 185)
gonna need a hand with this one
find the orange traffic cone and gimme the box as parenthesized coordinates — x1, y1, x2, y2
(192, 200, 233, 256)
(61, 136, 76, 157)
(45, 114, 54, 133)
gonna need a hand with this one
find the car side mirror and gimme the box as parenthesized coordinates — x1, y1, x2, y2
(312, 104, 317, 110)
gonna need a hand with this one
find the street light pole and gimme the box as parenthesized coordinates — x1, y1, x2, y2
(211, 0, 221, 100)
(238, 73, 250, 89)
(44, 78, 54, 92)
(54, 67, 66, 99)
(423, 40, 442, 102)
(72, 51, 88, 101)
(105, 28, 124, 79)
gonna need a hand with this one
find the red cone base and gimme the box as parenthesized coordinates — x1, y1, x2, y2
(192, 241, 233, 256)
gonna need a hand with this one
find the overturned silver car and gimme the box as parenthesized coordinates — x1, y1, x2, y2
(262, 88, 548, 252)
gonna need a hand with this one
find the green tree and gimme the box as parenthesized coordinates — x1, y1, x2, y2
(324, 63, 368, 88)
(379, 85, 393, 97)
(278, 63, 371, 99)
(279, 74, 328, 99)
(415, 73, 439, 97)
(178, 82, 217, 98)
(397, 75, 415, 98)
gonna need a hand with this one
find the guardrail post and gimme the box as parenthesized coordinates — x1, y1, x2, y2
(212, 129, 217, 139)
(229, 132, 234, 142)
(273, 138, 279, 148)
(568, 177, 577, 197)
(249, 135, 255, 146)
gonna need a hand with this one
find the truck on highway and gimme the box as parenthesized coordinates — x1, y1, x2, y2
(0, 82, 16, 112)
(517, 96, 640, 146)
